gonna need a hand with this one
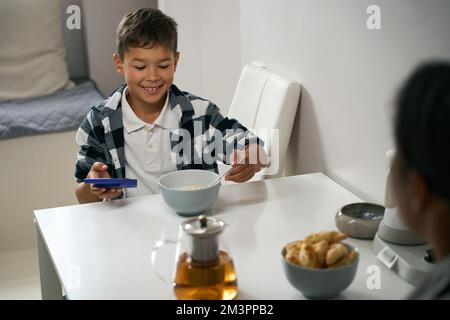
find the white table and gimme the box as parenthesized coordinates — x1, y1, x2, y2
(34, 173, 414, 299)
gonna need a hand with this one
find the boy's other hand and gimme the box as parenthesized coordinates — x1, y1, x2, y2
(225, 144, 268, 183)
(87, 162, 123, 200)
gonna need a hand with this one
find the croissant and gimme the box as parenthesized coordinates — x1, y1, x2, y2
(299, 242, 318, 268)
(312, 240, 329, 268)
(304, 231, 347, 245)
(326, 243, 349, 266)
(328, 251, 358, 269)
(284, 230, 356, 270)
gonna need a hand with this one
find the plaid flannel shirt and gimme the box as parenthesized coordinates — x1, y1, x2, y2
(75, 84, 263, 183)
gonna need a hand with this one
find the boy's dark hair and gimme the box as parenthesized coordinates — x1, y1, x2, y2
(116, 8, 178, 60)
(395, 62, 450, 200)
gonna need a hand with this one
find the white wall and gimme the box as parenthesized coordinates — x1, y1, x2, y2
(241, 0, 450, 203)
(82, 0, 157, 96)
(159, 0, 241, 114)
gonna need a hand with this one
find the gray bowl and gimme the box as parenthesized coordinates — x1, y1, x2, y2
(159, 170, 221, 216)
(281, 243, 359, 299)
(335, 203, 384, 239)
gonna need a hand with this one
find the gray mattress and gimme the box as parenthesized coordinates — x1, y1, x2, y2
(0, 80, 104, 140)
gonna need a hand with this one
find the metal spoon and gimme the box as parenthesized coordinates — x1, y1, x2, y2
(207, 157, 246, 187)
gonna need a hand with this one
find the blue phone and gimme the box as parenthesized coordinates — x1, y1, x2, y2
(84, 178, 137, 188)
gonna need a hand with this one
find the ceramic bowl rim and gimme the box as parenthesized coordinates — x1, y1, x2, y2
(158, 169, 221, 191)
(337, 202, 385, 221)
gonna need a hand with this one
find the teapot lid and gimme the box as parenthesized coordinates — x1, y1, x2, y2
(181, 215, 225, 238)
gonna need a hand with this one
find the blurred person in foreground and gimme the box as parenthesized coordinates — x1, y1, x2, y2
(392, 62, 450, 300)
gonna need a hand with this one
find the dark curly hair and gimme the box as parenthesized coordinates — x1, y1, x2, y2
(116, 8, 178, 60)
(395, 62, 450, 200)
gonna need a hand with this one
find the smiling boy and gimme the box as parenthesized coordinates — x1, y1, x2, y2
(75, 8, 266, 203)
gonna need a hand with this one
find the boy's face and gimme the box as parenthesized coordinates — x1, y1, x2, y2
(114, 45, 179, 109)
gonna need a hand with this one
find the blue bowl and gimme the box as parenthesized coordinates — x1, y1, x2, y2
(159, 170, 221, 216)
(282, 243, 359, 299)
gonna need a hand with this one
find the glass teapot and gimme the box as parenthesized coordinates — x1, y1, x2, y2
(151, 215, 238, 300)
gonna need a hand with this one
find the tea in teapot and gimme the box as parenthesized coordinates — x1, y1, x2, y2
(152, 215, 238, 300)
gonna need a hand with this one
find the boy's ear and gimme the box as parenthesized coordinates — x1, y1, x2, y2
(113, 53, 124, 75)
(174, 52, 180, 72)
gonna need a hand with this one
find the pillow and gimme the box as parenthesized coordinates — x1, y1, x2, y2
(0, 0, 74, 102)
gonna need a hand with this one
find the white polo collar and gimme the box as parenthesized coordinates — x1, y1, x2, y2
(122, 87, 177, 133)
